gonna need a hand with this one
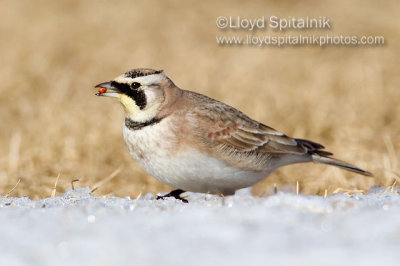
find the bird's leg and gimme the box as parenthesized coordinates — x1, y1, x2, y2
(156, 189, 188, 203)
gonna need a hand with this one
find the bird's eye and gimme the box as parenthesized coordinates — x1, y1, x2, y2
(131, 82, 141, 89)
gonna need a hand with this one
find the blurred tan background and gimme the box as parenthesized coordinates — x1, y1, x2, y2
(0, 0, 399, 199)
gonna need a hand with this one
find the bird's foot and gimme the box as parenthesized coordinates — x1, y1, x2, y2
(156, 189, 188, 203)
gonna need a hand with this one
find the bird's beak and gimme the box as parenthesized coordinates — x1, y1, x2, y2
(94, 81, 120, 98)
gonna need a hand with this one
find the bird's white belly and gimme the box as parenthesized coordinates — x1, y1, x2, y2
(123, 121, 269, 194)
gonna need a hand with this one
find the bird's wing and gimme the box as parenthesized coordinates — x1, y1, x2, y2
(189, 99, 322, 156)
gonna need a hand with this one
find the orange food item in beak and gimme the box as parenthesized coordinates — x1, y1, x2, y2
(98, 88, 107, 94)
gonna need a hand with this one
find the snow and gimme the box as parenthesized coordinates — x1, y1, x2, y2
(1, 187, 400, 266)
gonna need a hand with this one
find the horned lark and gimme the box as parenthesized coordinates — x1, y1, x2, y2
(95, 68, 372, 201)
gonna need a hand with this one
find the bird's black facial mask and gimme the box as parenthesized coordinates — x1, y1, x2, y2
(109, 81, 147, 110)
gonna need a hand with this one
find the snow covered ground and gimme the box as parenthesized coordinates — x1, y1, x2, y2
(1, 188, 399, 266)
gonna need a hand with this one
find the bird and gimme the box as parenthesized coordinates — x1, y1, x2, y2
(95, 68, 372, 202)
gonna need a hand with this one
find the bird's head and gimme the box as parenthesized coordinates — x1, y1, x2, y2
(95, 68, 170, 122)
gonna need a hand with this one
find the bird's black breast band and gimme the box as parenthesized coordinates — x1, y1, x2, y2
(125, 117, 163, 130)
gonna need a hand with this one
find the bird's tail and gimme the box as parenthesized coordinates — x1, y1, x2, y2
(311, 154, 373, 177)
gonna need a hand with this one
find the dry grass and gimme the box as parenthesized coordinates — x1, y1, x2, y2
(0, 0, 399, 199)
